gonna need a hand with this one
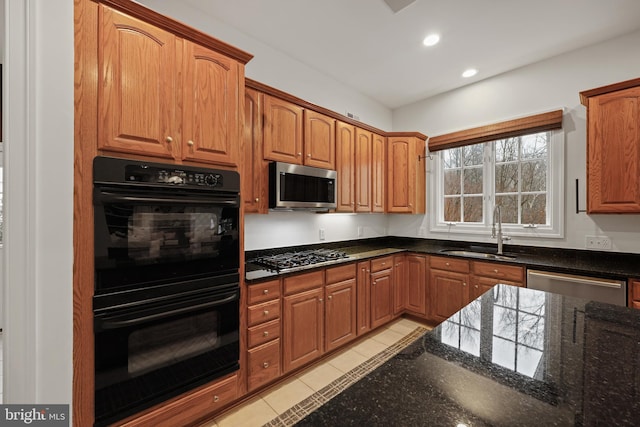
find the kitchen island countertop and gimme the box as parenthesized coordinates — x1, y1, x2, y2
(295, 284, 640, 426)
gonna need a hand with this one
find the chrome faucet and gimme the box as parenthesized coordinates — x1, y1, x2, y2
(492, 206, 511, 254)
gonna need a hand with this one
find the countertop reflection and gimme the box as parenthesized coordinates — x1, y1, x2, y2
(297, 285, 640, 426)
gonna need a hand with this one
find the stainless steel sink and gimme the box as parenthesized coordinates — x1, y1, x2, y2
(439, 249, 516, 261)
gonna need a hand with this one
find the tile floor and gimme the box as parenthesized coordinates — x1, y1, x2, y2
(201, 317, 428, 427)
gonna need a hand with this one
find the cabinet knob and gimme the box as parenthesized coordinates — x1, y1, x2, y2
(463, 282, 467, 286)
(263, 331, 269, 337)
(445, 262, 450, 266)
(319, 298, 323, 303)
(262, 362, 270, 369)
(373, 281, 377, 285)
(328, 295, 333, 300)
(494, 269, 499, 273)
(263, 310, 269, 316)
(297, 152, 302, 156)
(255, 198, 260, 202)
(213, 395, 219, 403)
(263, 289, 269, 295)
(165, 136, 173, 143)
(474, 285, 479, 289)
(307, 153, 311, 157)
(187, 140, 195, 147)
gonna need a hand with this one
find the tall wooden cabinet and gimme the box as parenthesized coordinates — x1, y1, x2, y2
(387, 135, 426, 213)
(243, 88, 268, 213)
(580, 78, 640, 213)
(98, 5, 242, 166)
(336, 121, 356, 212)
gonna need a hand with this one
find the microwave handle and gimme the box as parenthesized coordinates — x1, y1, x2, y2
(96, 190, 238, 206)
(95, 293, 237, 331)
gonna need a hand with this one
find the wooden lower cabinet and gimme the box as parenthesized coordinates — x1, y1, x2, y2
(406, 254, 427, 315)
(428, 256, 470, 323)
(370, 269, 393, 329)
(120, 374, 238, 427)
(470, 261, 524, 301)
(283, 286, 324, 373)
(325, 280, 357, 352)
(629, 278, 640, 309)
(247, 339, 281, 392)
(356, 261, 372, 335)
(393, 254, 407, 315)
(246, 279, 281, 392)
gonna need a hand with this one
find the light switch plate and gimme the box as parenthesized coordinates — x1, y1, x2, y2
(319, 228, 326, 240)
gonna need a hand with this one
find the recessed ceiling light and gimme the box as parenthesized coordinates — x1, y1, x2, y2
(462, 68, 478, 78)
(423, 34, 440, 47)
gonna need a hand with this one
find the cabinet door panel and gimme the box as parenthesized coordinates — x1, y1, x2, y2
(371, 269, 393, 328)
(588, 87, 640, 212)
(304, 110, 335, 169)
(263, 96, 303, 164)
(325, 279, 357, 351)
(182, 41, 239, 165)
(283, 288, 323, 372)
(430, 270, 469, 323)
(336, 122, 356, 212)
(99, 5, 176, 158)
(406, 255, 426, 315)
(243, 89, 267, 213)
(372, 133, 386, 213)
(393, 255, 406, 315)
(355, 128, 372, 212)
(356, 261, 371, 335)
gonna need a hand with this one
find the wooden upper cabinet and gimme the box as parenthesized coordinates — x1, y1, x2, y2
(263, 95, 304, 164)
(99, 5, 177, 159)
(304, 110, 335, 169)
(387, 136, 426, 213)
(580, 81, 640, 213)
(98, 4, 243, 167)
(336, 121, 356, 212)
(355, 128, 372, 212)
(181, 40, 239, 166)
(243, 88, 267, 213)
(371, 133, 386, 213)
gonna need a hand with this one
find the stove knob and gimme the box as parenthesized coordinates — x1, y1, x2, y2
(204, 174, 219, 187)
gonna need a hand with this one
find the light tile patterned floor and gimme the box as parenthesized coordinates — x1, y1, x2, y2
(201, 318, 429, 427)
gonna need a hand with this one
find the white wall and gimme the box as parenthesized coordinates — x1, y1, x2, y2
(390, 29, 640, 254)
(3, 0, 73, 407)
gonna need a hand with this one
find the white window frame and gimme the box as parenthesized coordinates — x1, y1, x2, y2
(429, 129, 564, 239)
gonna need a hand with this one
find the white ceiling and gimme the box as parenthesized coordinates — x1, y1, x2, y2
(178, 0, 640, 109)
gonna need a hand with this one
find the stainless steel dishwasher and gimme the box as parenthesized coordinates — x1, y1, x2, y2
(527, 269, 627, 306)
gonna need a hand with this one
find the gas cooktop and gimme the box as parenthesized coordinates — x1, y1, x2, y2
(253, 249, 349, 271)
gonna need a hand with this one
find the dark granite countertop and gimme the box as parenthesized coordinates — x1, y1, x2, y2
(245, 237, 640, 283)
(296, 284, 640, 426)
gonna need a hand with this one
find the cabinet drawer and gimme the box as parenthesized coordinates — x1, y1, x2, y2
(371, 256, 394, 272)
(631, 279, 640, 302)
(248, 319, 280, 348)
(326, 263, 356, 284)
(247, 299, 280, 327)
(121, 374, 238, 427)
(283, 270, 324, 295)
(247, 339, 281, 391)
(430, 256, 470, 273)
(472, 261, 524, 282)
(247, 279, 280, 305)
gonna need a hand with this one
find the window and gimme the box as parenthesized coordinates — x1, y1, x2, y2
(429, 111, 564, 239)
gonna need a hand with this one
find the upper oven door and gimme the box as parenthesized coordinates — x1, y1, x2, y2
(94, 185, 239, 294)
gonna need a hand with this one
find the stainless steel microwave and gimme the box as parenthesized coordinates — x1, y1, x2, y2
(269, 162, 337, 210)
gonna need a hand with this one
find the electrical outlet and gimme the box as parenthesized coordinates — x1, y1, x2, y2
(319, 228, 326, 240)
(357, 226, 364, 237)
(585, 235, 612, 250)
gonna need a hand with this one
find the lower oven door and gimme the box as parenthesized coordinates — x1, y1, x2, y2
(93, 283, 239, 426)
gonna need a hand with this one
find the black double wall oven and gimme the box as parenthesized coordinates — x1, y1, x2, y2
(92, 156, 240, 426)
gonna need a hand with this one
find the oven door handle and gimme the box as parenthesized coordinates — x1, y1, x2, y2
(96, 190, 239, 206)
(95, 293, 237, 331)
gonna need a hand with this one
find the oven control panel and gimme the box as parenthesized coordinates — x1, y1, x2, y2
(126, 165, 223, 188)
